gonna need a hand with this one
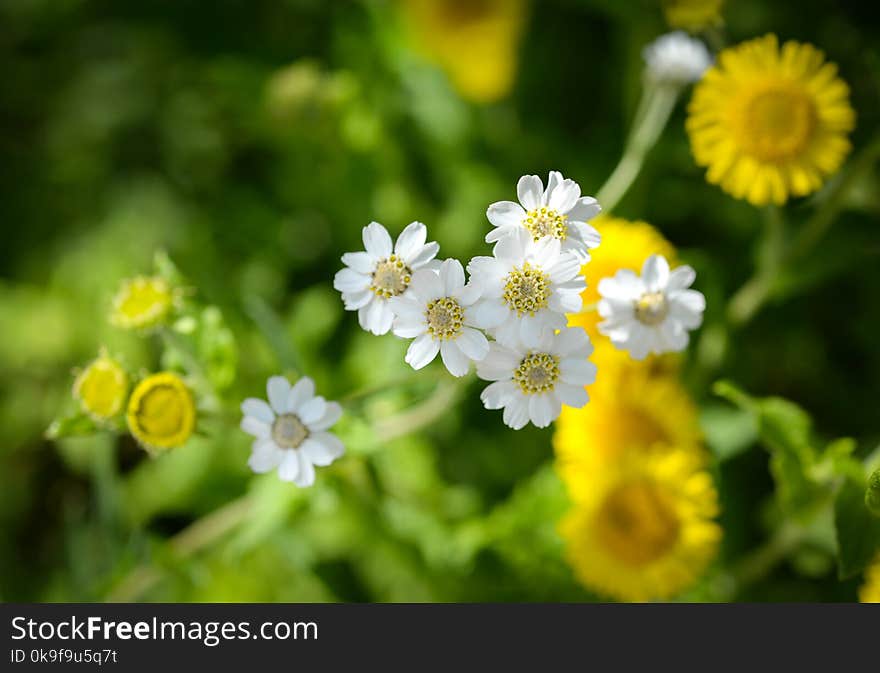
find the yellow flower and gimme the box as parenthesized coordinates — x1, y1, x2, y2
(567, 216, 679, 379)
(687, 34, 855, 206)
(73, 351, 129, 420)
(554, 371, 704, 501)
(560, 449, 721, 602)
(662, 0, 724, 31)
(860, 555, 880, 603)
(110, 275, 176, 330)
(126, 372, 196, 451)
(400, 0, 527, 103)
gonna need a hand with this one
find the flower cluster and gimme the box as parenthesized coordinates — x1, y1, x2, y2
(335, 171, 604, 430)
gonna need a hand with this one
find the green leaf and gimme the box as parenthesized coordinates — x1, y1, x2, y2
(46, 412, 99, 440)
(699, 403, 757, 462)
(834, 473, 880, 579)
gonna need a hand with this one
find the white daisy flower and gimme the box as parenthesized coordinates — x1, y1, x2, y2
(486, 171, 601, 263)
(477, 327, 596, 430)
(333, 221, 440, 336)
(240, 375, 344, 487)
(389, 259, 491, 377)
(597, 254, 705, 361)
(467, 228, 585, 348)
(643, 31, 711, 86)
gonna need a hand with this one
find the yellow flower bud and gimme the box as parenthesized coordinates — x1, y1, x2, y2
(126, 372, 196, 452)
(72, 351, 129, 420)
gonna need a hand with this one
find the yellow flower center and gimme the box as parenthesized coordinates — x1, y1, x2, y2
(111, 276, 175, 330)
(634, 291, 669, 326)
(523, 207, 568, 241)
(513, 352, 560, 394)
(271, 413, 309, 449)
(503, 262, 551, 315)
(371, 254, 412, 298)
(425, 297, 464, 340)
(735, 84, 816, 162)
(126, 372, 195, 451)
(73, 354, 128, 419)
(595, 480, 681, 566)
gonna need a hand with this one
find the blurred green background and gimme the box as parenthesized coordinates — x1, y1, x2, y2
(1, 0, 879, 602)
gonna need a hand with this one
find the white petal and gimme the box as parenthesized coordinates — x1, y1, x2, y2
(342, 289, 373, 310)
(340, 252, 376, 275)
(669, 291, 705, 329)
(567, 196, 602, 221)
(248, 439, 282, 473)
(492, 315, 522, 348)
(598, 271, 643, 301)
(277, 450, 300, 482)
(440, 340, 470, 377)
(363, 221, 392, 258)
(364, 297, 394, 335)
(476, 343, 521, 381)
(286, 377, 316, 413)
(559, 358, 598, 386)
(393, 315, 428, 338)
(517, 174, 544, 211)
(543, 170, 563, 203)
(408, 241, 440, 269)
(466, 257, 506, 298)
(528, 393, 560, 428)
(569, 220, 602, 248)
(266, 376, 292, 414)
(395, 221, 428, 260)
(642, 254, 670, 292)
(293, 452, 316, 487)
(439, 258, 466, 295)
(468, 298, 508, 329)
(549, 289, 583, 314)
(547, 251, 581, 283)
(241, 398, 274, 424)
(307, 402, 342, 432)
(554, 383, 590, 408)
(408, 267, 444, 303)
(668, 265, 697, 291)
(552, 326, 593, 358)
(454, 281, 483, 307)
(481, 380, 517, 409)
(301, 432, 345, 466)
(334, 267, 371, 293)
(405, 333, 440, 370)
(494, 227, 528, 263)
(298, 396, 326, 424)
(487, 201, 526, 229)
(519, 313, 547, 349)
(455, 326, 489, 361)
(502, 394, 530, 430)
(548, 179, 580, 213)
(241, 415, 270, 438)
(529, 235, 561, 268)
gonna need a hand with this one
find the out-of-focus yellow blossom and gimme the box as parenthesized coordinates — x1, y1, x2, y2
(554, 371, 704, 501)
(400, 0, 527, 103)
(110, 275, 177, 331)
(560, 449, 721, 602)
(860, 555, 880, 603)
(567, 216, 679, 379)
(662, 0, 723, 31)
(126, 372, 195, 452)
(73, 350, 129, 420)
(687, 34, 855, 206)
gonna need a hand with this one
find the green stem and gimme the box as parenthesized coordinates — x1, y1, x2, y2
(596, 83, 679, 214)
(727, 205, 785, 326)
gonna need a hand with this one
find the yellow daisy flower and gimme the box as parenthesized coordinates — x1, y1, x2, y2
(560, 449, 721, 602)
(73, 350, 129, 420)
(662, 0, 724, 31)
(567, 216, 679, 379)
(860, 555, 880, 603)
(127, 372, 196, 452)
(110, 275, 177, 330)
(400, 0, 527, 103)
(687, 34, 855, 206)
(554, 371, 704, 502)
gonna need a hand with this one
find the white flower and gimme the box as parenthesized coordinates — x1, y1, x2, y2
(334, 221, 440, 336)
(240, 375, 344, 487)
(477, 327, 596, 430)
(597, 254, 705, 361)
(467, 228, 585, 348)
(389, 259, 491, 377)
(486, 171, 601, 263)
(643, 31, 711, 86)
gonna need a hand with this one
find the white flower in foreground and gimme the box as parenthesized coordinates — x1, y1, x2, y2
(468, 228, 585, 348)
(334, 221, 440, 336)
(486, 171, 601, 263)
(597, 254, 705, 361)
(240, 376, 344, 487)
(477, 327, 596, 430)
(390, 259, 490, 377)
(643, 31, 711, 86)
